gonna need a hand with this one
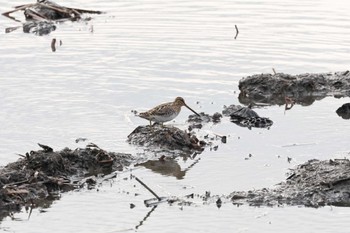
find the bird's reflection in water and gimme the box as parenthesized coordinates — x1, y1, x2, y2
(136, 156, 197, 180)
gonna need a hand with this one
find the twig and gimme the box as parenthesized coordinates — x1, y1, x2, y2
(5, 26, 21, 33)
(213, 132, 227, 143)
(37, 2, 81, 19)
(132, 175, 161, 201)
(2, 4, 36, 22)
(2, 4, 35, 17)
(284, 96, 295, 112)
(28, 200, 34, 220)
(234, 25, 239, 39)
(14, 3, 36, 9)
(67, 7, 103, 15)
(3, 179, 29, 188)
(272, 68, 277, 75)
(51, 38, 56, 52)
(24, 9, 47, 21)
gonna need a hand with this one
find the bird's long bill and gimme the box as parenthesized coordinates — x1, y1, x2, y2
(185, 104, 200, 116)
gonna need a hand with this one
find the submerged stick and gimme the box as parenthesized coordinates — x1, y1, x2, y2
(234, 24, 239, 39)
(51, 38, 56, 52)
(133, 175, 161, 201)
(5, 26, 21, 33)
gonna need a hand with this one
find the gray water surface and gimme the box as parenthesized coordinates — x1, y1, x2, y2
(1, 0, 350, 232)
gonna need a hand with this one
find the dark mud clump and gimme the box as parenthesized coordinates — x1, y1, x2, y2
(222, 104, 273, 129)
(229, 159, 350, 207)
(336, 103, 350, 119)
(22, 21, 56, 35)
(127, 125, 206, 153)
(238, 71, 350, 106)
(0, 144, 133, 220)
(187, 112, 222, 130)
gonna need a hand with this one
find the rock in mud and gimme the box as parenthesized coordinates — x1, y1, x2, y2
(336, 103, 350, 119)
(222, 104, 273, 129)
(229, 159, 350, 207)
(0, 144, 133, 220)
(238, 71, 350, 105)
(187, 112, 222, 130)
(127, 125, 205, 153)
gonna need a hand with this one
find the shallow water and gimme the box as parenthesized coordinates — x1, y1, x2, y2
(1, 0, 350, 232)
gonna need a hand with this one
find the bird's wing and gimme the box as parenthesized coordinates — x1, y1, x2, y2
(148, 102, 173, 116)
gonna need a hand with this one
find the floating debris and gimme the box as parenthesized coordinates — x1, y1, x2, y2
(2, 0, 103, 35)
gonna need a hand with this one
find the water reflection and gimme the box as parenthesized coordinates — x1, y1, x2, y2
(238, 91, 321, 107)
(136, 155, 200, 180)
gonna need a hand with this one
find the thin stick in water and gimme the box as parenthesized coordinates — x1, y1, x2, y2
(51, 38, 56, 52)
(133, 175, 161, 201)
(234, 25, 239, 39)
(272, 68, 277, 75)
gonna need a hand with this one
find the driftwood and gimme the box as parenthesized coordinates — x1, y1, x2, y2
(2, 0, 103, 35)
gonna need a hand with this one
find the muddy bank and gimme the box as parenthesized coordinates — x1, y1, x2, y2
(0, 144, 133, 220)
(228, 159, 350, 207)
(238, 71, 350, 106)
(127, 125, 206, 155)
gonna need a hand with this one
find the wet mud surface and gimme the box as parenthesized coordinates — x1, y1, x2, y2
(0, 144, 133, 220)
(127, 125, 206, 154)
(2, 71, 350, 221)
(238, 71, 350, 106)
(228, 159, 350, 207)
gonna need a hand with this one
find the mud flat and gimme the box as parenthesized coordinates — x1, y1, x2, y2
(0, 144, 133, 220)
(229, 159, 350, 207)
(1, 132, 350, 221)
(127, 125, 206, 155)
(238, 71, 350, 106)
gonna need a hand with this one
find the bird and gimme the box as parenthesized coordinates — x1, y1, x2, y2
(138, 97, 200, 126)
